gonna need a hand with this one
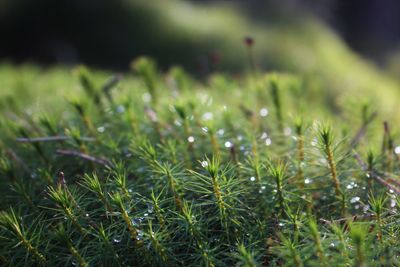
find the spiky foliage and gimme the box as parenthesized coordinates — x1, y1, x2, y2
(1, 59, 400, 266)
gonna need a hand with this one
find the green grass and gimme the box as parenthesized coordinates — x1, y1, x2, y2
(1, 58, 400, 266)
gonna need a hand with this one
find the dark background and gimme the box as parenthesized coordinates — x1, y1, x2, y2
(1, 0, 399, 70)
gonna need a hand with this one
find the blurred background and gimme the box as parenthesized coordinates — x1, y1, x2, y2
(1, 0, 400, 75)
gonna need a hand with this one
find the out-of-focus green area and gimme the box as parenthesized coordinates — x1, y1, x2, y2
(1, 0, 400, 119)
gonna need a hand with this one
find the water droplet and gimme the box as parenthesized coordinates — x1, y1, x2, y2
(259, 108, 269, 117)
(113, 236, 121, 244)
(142, 93, 151, 102)
(144, 213, 149, 217)
(347, 184, 354, 190)
(202, 112, 213, 121)
(395, 146, 400, 154)
(265, 138, 272, 146)
(85, 213, 89, 217)
(147, 203, 154, 214)
(201, 161, 208, 168)
(278, 222, 285, 227)
(174, 119, 182, 127)
(217, 129, 225, 136)
(350, 196, 360, 203)
(116, 105, 125, 113)
(391, 199, 396, 208)
(97, 126, 105, 133)
(201, 127, 208, 133)
(72, 260, 77, 266)
(260, 132, 268, 139)
(284, 127, 292, 136)
(224, 141, 232, 148)
(188, 136, 195, 143)
(136, 230, 144, 241)
(128, 188, 133, 193)
(311, 138, 318, 146)
(250, 176, 256, 182)
(237, 135, 243, 141)
(132, 218, 142, 227)
(304, 178, 312, 184)
(390, 189, 394, 194)
(330, 242, 335, 247)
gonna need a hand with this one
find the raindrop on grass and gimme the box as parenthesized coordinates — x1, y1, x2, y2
(250, 176, 256, 182)
(217, 129, 225, 136)
(201, 161, 208, 168)
(113, 236, 121, 244)
(395, 146, 400, 154)
(188, 136, 195, 143)
(304, 178, 312, 184)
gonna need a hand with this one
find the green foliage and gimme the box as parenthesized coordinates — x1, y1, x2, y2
(2, 59, 400, 266)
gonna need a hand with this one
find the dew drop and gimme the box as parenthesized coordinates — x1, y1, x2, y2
(116, 105, 125, 113)
(113, 236, 121, 244)
(224, 141, 233, 148)
(174, 119, 182, 127)
(395, 146, 400, 154)
(250, 176, 256, 182)
(217, 129, 225, 136)
(136, 230, 144, 241)
(304, 178, 312, 184)
(147, 203, 154, 214)
(284, 127, 292, 136)
(97, 126, 105, 133)
(142, 93, 151, 102)
(201, 161, 208, 168)
(188, 136, 195, 143)
(265, 138, 272, 146)
(346, 184, 354, 190)
(202, 112, 213, 121)
(259, 108, 269, 117)
(260, 132, 268, 139)
(132, 218, 141, 227)
(72, 260, 77, 266)
(350, 196, 360, 203)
